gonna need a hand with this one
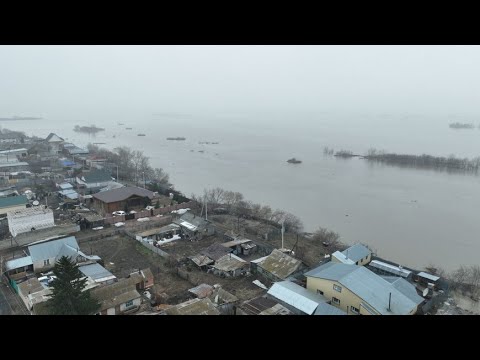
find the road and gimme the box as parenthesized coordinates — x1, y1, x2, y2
(0, 282, 13, 315)
(0, 280, 29, 315)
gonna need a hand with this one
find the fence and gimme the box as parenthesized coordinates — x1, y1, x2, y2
(123, 228, 170, 259)
(103, 201, 194, 224)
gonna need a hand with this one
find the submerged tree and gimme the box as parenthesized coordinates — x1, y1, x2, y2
(46, 256, 100, 315)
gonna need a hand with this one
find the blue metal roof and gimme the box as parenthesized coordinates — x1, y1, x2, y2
(341, 244, 371, 263)
(0, 195, 28, 208)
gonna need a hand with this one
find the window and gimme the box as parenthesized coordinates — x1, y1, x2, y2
(317, 289, 324, 296)
(44, 259, 50, 266)
(333, 284, 342, 293)
(125, 300, 134, 308)
(351, 306, 360, 314)
(332, 297, 340, 305)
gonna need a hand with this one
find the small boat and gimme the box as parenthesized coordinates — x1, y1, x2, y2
(167, 137, 186, 140)
(118, 123, 124, 125)
(137, 134, 146, 136)
(287, 158, 302, 164)
(125, 127, 132, 130)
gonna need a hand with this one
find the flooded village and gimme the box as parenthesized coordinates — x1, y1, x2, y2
(0, 128, 477, 316)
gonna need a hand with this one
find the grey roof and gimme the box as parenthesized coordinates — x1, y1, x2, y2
(241, 297, 290, 315)
(256, 249, 303, 280)
(391, 278, 424, 305)
(164, 298, 220, 315)
(83, 169, 112, 183)
(59, 183, 73, 190)
(369, 260, 412, 278)
(0, 195, 28, 208)
(213, 253, 247, 272)
(314, 302, 347, 315)
(0, 162, 29, 168)
(188, 284, 214, 298)
(93, 186, 155, 203)
(341, 244, 371, 263)
(5, 256, 33, 271)
(200, 243, 232, 261)
(79, 263, 116, 282)
(45, 133, 64, 143)
(306, 262, 421, 315)
(175, 212, 213, 229)
(268, 281, 329, 315)
(28, 236, 79, 262)
(92, 279, 141, 312)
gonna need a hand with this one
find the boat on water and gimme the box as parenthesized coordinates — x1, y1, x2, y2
(137, 134, 146, 136)
(118, 123, 125, 125)
(126, 127, 132, 130)
(167, 137, 186, 140)
(287, 158, 302, 164)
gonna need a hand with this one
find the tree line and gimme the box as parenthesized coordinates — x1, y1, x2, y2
(87, 144, 170, 186)
(191, 187, 304, 233)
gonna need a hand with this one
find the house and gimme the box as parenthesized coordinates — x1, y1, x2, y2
(211, 253, 249, 278)
(76, 169, 113, 191)
(45, 133, 64, 155)
(17, 277, 50, 312)
(130, 268, 154, 290)
(136, 223, 181, 242)
(237, 296, 293, 315)
(414, 271, 440, 290)
(208, 287, 239, 315)
(0, 148, 28, 158)
(189, 243, 232, 269)
(173, 212, 216, 240)
(305, 262, 424, 315)
(188, 284, 215, 299)
(163, 298, 220, 315)
(92, 186, 156, 215)
(250, 249, 306, 284)
(0, 195, 28, 216)
(27, 236, 100, 273)
(0, 161, 30, 173)
(91, 277, 143, 315)
(332, 243, 371, 266)
(4, 256, 33, 280)
(221, 238, 257, 256)
(62, 142, 89, 156)
(266, 281, 346, 315)
(7, 206, 55, 237)
(78, 263, 117, 286)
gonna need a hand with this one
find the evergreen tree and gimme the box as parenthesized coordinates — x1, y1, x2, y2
(46, 256, 100, 315)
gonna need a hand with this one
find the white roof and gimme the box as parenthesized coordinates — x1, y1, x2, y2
(417, 272, 440, 282)
(268, 281, 327, 315)
(180, 221, 197, 231)
(5, 256, 33, 271)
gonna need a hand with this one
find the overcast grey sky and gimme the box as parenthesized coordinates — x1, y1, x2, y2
(1, 45, 480, 119)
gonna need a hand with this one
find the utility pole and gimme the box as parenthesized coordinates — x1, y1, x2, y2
(143, 172, 146, 189)
(116, 165, 119, 182)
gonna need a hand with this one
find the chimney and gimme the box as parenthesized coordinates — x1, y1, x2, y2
(388, 292, 392, 312)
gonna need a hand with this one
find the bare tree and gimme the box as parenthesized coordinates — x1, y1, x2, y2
(312, 227, 343, 252)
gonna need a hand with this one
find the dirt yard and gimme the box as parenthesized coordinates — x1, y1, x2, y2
(80, 234, 265, 303)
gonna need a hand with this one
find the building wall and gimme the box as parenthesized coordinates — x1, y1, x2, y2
(358, 254, 371, 266)
(33, 257, 56, 273)
(306, 277, 376, 315)
(119, 297, 141, 313)
(0, 204, 27, 216)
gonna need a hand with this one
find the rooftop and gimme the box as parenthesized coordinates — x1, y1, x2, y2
(188, 284, 215, 299)
(45, 133, 64, 143)
(240, 296, 289, 315)
(305, 262, 423, 315)
(417, 272, 440, 282)
(79, 263, 116, 283)
(255, 249, 303, 280)
(91, 277, 142, 312)
(200, 243, 232, 261)
(7, 205, 52, 219)
(369, 260, 412, 278)
(221, 238, 253, 248)
(341, 243, 371, 263)
(82, 169, 112, 184)
(174, 212, 213, 230)
(28, 236, 100, 264)
(213, 253, 247, 272)
(267, 281, 330, 315)
(5, 256, 33, 271)
(93, 186, 155, 203)
(164, 298, 220, 315)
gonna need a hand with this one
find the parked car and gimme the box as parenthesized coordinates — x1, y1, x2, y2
(114, 222, 125, 227)
(112, 211, 126, 216)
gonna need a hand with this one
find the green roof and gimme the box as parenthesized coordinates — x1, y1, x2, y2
(0, 195, 28, 208)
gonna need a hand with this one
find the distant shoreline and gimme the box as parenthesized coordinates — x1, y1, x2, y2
(0, 116, 42, 121)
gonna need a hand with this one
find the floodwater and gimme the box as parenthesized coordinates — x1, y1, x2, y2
(5, 110, 480, 271)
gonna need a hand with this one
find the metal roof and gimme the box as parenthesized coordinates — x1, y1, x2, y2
(369, 260, 412, 278)
(0, 195, 28, 208)
(91, 277, 142, 311)
(174, 212, 212, 229)
(164, 298, 220, 315)
(241, 297, 285, 315)
(93, 186, 155, 203)
(221, 239, 253, 248)
(391, 278, 424, 305)
(28, 236, 79, 262)
(256, 249, 303, 280)
(79, 263, 116, 282)
(332, 251, 355, 265)
(0, 162, 29, 168)
(268, 281, 328, 315)
(83, 169, 112, 183)
(189, 254, 214, 267)
(341, 244, 371, 263)
(59, 183, 73, 190)
(200, 243, 232, 261)
(213, 253, 247, 272)
(417, 272, 440, 282)
(306, 262, 422, 315)
(5, 256, 33, 271)
(188, 284, 214, 299)
(45, 133, 64, 143)
(314, 302, 347, 315)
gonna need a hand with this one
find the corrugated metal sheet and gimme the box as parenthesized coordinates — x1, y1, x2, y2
(79, 263, 116, 282)
(213, 254, 247, 272)
(5, 256, 32, 271)
(369, 260, 411, 278)
(164, 298, 220, 315)
(256, 249, 302, 280)
(28, 236, 79, 262)
(188, 284, 214, 298)
(417, 272, 440, 282)
(268, 281, 327, 315)
(314, 302, 347, 315)
(341, 244, 371, 263)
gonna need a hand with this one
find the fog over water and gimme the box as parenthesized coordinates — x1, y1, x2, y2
(2, 45, 480, 271)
